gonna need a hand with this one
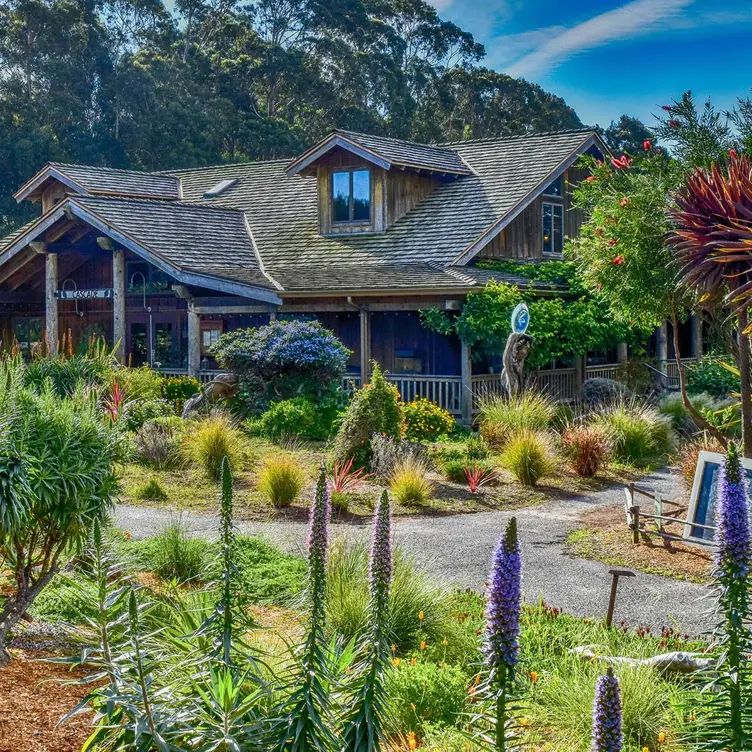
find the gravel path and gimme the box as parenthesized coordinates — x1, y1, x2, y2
(115, 467, 712, 635)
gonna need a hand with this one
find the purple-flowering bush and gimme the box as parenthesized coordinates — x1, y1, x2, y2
(341, 490, 393, 752)
(715, 441, 751, 580)
(484, 517, 522, 752)
(591, 669, 622, 752)
(211, 320, 351, 408)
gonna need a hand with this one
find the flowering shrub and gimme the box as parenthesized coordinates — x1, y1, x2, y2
(403, 398, 454, 441)
(211, 320, 351, 407)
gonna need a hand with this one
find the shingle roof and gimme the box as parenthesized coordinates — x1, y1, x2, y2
(0, 219, 37, 253)
(51, 164, 180, 199)
(72, 196, 277, 290)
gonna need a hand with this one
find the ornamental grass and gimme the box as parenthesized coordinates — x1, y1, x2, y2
(257, 452, 306, 507)
(182, 411, 244, 480)
(389, 456, 435, 507)
(561, 423, 612, 478)
(499, 429, 555, 486)
(478, 391, 556, 450)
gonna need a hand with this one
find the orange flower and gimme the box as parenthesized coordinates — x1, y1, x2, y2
(410, 657, 417, 665)
(658, 730, 666, 744)
(124, 531, 132, 541)
(620, 197, 629, 207)
(530, 671, 538, 683)
(392, 657, 401, 668)
(408, 731, 417, 750)
(585, 175, 596, 183)
(611, 255, 625, 265)
(420, 640, 426, 651)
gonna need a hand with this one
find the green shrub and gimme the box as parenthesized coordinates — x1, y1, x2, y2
(331, 491, 350, 514)
(333, 363, 405, 465)
(122, 397, 174, 432)
(24, 351, 113, 395)
(441, 457, 495, 484)
(580, 377, 631, 407)
(182, 412, 244, 480)
(257, 452, 306, 507)
(658, 391, 719, 434)
(134, 476, 169, 502)
(385, 660, 469, 735)
(152, 520, 209, 582)
(478, 391, 556, 449)
(161, 374, 201, 405)
(30, 573, 99, 623)
(115, 366, 164, 400)
(499, 429, 555, 486)
(390, 457, 434, 506)
(255, 396, 338, 440)
(403, 398, 455, 441)
(134, 418, 184, 469)
(465, 435, 490, 460)
(591, 402, 674, 465)
(686, 355, 740, 397)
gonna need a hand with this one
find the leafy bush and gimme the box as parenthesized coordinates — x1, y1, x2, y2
(182, 412, 244, 480)
(211, 320, 351, 409)
(403, 399, 455, 441)
(465, 435, 490, 460)
(441, 457, 495, 484)
(330, 492, 349, 514)
(257, 452, 306, 507)
(686, 355, 740, 397)
(161, 375, 200, 409)
(580, 377, 631, 407)
(658, 391, 719, 435)
(591, 402, 674, 465)
(256, 397, 316, 438)
(122, 397, 174, 432)
(134, 476, 169, 502)
(133, 418, 184, 469)
(499, 429, 555, 486)
(115, 366, 164, 400)
(152, 520, 209, 582)
(24, 350, 114, 396)
(561, 424, 612, 478)
(333, 364, 405, 466)
(30, 573, 99, 623)
(385, 660, 469, 735)
(370, 433, 426, 480)
(390, 457, 434, 506)
(478, 391, 556, 449)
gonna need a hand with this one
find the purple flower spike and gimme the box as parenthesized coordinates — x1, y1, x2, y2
(370, 490, 392, 622)
(591, 669, 622, 752)
(307, 468, 331, 626)
(485, 517, 522, 672)
(715, 442, 751, 580)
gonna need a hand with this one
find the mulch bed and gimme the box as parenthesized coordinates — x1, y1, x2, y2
(0, 651, 94, 752)
(567, 504, 713, 583)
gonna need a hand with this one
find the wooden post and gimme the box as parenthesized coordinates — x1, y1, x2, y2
(112, 249, 126, 362)
(45, 252, 58, 356)
(691, 313, 703, 359)
(657, 321, 669, 380)
(617, 342, 628, 363)
(630, 505, 641, 545)
(654, 493, 663, 534)
(187, 309, 201, 379)
(606, 569, 636, 628)
(574, 354, 585, 396)
(461, 340, 472, 426)
(359, 307, 371, 384)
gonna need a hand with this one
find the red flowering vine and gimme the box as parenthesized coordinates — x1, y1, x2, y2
(610, 155, 632, 169)
(611, 256, 625, 266)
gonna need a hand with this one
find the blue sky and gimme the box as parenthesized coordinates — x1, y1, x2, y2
(434, 0, 752, 129)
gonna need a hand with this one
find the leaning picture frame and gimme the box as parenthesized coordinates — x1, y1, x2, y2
(684, 450, 752, 545)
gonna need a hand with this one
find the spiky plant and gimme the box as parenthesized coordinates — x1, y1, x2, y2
(591, 669, 623, 752)
(670, 151, 752, 456)
(341, 490, 393, 752)
(273, 468, 336, 752)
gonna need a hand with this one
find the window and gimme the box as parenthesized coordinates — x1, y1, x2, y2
(543, 175, 563, 196)
(13, 317, 43, 355)
(201, 325, 222, 355)
(542, 203, 564, 255)
(332, 169, 371, 223)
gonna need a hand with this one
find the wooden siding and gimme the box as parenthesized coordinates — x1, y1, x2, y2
(476, 167, 587, 261)
(386, 170, 440, 226)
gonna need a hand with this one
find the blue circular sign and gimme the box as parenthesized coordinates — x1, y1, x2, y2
(511, 303, 530, 334)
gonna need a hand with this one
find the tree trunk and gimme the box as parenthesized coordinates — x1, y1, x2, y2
(737, 309, 752, 458)
(671, 314, 728, 450)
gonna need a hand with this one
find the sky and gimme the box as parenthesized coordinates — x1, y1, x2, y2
(434, 0, 752, 129)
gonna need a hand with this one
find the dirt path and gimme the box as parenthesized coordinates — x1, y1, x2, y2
(115, 466, 712, 635)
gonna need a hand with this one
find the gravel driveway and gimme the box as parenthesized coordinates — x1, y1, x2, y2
(115, 467, 712, 635)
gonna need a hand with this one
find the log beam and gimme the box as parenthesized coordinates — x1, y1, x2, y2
(460, 340, 472, 426)
(359, 307, 371, 383)
(45, 253, 59, 355)
(112, 249, 126, 362)
(187, 308, 201, 379)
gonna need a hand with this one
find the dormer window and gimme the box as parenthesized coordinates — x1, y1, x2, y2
(542, 175, 563, 197)
(332, 169, 371, 223)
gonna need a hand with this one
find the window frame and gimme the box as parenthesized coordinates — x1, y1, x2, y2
(331, 168, 372, 224)
(542, 174, 564, 197)
(542, 201, 564, 256)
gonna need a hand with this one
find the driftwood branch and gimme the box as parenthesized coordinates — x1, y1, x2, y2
(570, 645, 715, 674)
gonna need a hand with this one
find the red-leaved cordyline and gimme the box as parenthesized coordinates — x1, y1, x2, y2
(341, 489, 393, 752)
(485, 517, 522, 752)
(591, 668, 622, 752)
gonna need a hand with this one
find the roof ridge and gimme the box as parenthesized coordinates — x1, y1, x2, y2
(49, 162, 179, 180)
(439, 127, 597, 148)
(335, 129, 460, 154)
(159, 158, 293, 175)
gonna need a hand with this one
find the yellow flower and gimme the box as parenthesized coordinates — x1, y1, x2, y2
(658, 730, 666, 744)
(418, 610, 424, 621)
(410, 703, 416, 712)
(392, 657, 401, 668)
(530, 671, 538, 683)
(642, 748, 649, 752)
(420, 640, 426, 651)
(124, 531, 132, 541)
(519, 718, 530, 727)
(442, 638, 448, 647)
(391, 643, 397, 653)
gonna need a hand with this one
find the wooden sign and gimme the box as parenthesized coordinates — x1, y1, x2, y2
(56, 288, 113, 300)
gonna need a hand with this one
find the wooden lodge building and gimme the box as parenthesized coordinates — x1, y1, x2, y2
(0, 128, 701, 422)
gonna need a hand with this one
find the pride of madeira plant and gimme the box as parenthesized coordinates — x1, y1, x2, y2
(591, 669, 623, 752)
(688, 441, 752, 750)
(341, 489, 393, 751)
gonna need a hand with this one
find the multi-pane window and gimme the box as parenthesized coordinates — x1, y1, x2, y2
(13, 317, 43, 355)
(201, 326, 222, 355)
(542, 203, 564, 255)
(332, 169, 371, 222)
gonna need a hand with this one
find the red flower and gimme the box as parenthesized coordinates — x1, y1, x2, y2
(729, 148, 738, 158)
(661, 105, 672, 112)
(611, 255, 625, 265)
(643, 139, 651, 151)
(668, 120, 680, 128)
(610, 155, 632, 169)
(607, 239, 619, 247)
(585, 175, 596, 182)
(620, 197, 629, 207)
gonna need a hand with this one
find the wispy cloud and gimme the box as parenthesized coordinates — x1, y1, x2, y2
(506, 0, 692, 79)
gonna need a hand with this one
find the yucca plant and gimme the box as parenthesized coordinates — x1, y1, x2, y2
(670, 150, 752, 456)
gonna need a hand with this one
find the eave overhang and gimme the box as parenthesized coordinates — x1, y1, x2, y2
(14, 164, 91, 203)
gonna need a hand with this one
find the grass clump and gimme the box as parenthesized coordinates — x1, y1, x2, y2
(561, 423, 611, 478)
(390, 456, 434, 507)
(478, 391, 556, 449)
(182, 412, 244, 480)
(152, 519, 209, 583)
(257, 452, 306, 507)
(499, 428, 555, 486)
(592, 401, 674, 466)
(134, 476, 169, 502)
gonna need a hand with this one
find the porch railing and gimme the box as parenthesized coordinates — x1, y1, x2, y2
(530, 368, 579, 401)
(586, 364, 620, 381)
(385, 374, 463, 416)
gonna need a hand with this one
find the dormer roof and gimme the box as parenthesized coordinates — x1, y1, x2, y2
(285, 130, 474, 177)
(14, 163, 181, 203)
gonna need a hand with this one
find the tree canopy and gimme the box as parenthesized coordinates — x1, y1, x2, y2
(0, 0, 584, 236)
